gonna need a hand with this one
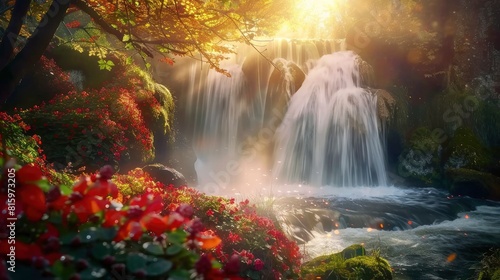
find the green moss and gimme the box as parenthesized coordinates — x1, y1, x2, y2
(397, 127, 443, 186)
(477, 249, 500, 280)
(345, 256, 392, 280)
(445, 127, 491, 171)
(301, 244, 392, 280)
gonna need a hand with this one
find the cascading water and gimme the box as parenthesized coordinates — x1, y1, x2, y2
(155, 39, 500, 279)
(273, 51, 387, 186)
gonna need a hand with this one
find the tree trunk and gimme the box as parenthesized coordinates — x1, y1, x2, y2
(0, 0, 70, 106)
(0, 0, 31, 70)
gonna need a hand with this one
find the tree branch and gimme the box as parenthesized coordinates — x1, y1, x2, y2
(0, 0, 70, 105)
(72, 0, 153, 57)
(0, 0, 31, 70)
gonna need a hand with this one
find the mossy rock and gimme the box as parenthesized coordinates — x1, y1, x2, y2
(477, 249, 500, 280)
(301, 244, 392, 280)
(447, 168, 500, 200)
(344, 256, 392, 280)
(445, 127, 491, 171)
(342, 244, 366, 259)
(397, 127, 443, 186)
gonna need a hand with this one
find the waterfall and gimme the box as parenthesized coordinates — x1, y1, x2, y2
(273, 51, 387, 186)
(163, 41, 386, 190)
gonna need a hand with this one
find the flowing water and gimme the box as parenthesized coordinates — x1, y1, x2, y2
(165, 41, 500, 279)
(277, 185, 500, 280)
(273, 52, 387, 186)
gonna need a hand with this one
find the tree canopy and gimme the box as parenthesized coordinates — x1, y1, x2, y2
(0, 0, 291, 105)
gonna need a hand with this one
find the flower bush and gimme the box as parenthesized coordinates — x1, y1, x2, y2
(21, 86, 154, 171)
(19, 54, 174, 173)
(116, 168, 303, 279)
(0, 164, 243, 279)
(0, 112, 40, 165)
(0, 112, 74, 186)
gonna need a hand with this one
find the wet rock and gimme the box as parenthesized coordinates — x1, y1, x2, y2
(142, 163, 188, 187)
(355, 56, 375, 88)
(273, 197, 343, 244)
(264, 58, 306, 125)
(368, 89, 396, 123)
(447, 168, 500, 201)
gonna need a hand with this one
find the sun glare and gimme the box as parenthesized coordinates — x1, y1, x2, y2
(274, 0, 346, 39)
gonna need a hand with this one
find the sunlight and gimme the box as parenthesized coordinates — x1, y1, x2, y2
(273, 0, 347, 39)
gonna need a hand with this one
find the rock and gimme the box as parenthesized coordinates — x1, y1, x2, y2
(355, 56, 375, 88)
(301, 244, 392, 280)
(273, 197, 343, 244)
(142, 164, 188, 187)
(264, 58, 306, 125)
(341, 244, 366, 259)
(397, 127, 443, 187)
(447, 168, 500, 201)
(444, 127, 492, 171)
(368, 89, 396, 123)
(344, 256, 393, 280)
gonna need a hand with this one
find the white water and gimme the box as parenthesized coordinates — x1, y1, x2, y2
(161, 42, 500, 280)
(273, 51, 387, 186)
(274, 185, 500, 280)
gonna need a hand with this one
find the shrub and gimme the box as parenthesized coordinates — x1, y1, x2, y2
(21, 87, 154, 172)
(0, 112, 41, 165)
(115, 170, 302, 279)
(0, 112, 73, 186)
(0, 164, 239, 279)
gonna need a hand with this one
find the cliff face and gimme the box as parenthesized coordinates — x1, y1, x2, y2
(453, 0, 500, 98)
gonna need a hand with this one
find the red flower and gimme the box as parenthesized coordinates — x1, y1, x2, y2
(253, 259, 264, 271)
(18, 184, 47, 221)
(17, 165, 44, 183)
(0, 241, 42, 260)
(206, 209, 214, 217)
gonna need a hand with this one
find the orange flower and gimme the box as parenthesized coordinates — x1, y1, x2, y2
(196, 230, 222, 250)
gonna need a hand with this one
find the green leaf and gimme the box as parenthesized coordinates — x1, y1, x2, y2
(165, 269, 190, 280)
(146, 259, 172, 276)
(99, 227, 117, 241)
(47, 211, 63, 224)
(143, 242, 164, 256)
(59, 185, 72, 195)
(167, 230, 187, 244)
(246, 270, 261, 280)
(211, 260, 222, 269)
(91, 243, 112, 260)
(60, 232, 78, 245)
(126, 253, 147, 273)
(78, 227, 100, 243)
(122, 34, 130, 42)
(145, 62, 151, 70)
(80, 266, 106, 279)
(166, 244, 183, 256)
(37, 179, 51, 192)
(51, 260, 75, 279)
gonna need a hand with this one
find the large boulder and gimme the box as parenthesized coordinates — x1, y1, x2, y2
(447, 168, 500, 201)
(142, 164, 188, 187)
